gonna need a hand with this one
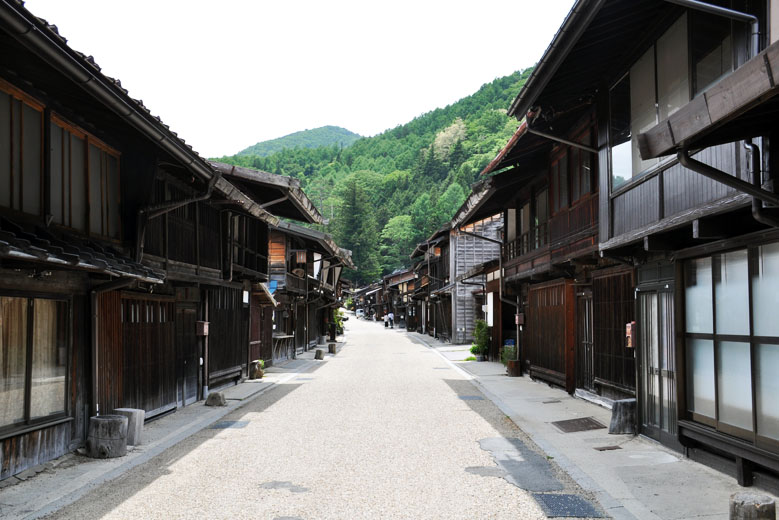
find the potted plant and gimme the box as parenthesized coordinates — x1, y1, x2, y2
(501, 341, 520, 377)
(249, 359, 264, 380)
(470, 319, 490, 361)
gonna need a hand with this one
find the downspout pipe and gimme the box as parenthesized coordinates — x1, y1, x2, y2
(526, 127, 598, 154)
(456, 227, 517, 308)
(224, 212, 237, 283)
(745, 142, 779, 227)
(457, 225, 522, 369)
(90, 277, 135, 417)
(664, 0, 759, 58)
(678, 148, 779, 207)
(135, 170, 221, 263)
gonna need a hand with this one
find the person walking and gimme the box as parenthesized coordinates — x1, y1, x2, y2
(388, 311, 394, 329)
(384, 313, 388, 328)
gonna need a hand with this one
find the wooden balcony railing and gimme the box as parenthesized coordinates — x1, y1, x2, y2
(505, 223, 549, 261)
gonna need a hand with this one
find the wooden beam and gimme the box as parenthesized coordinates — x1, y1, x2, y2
(638, 40, 779, 159)
(643, 235, 674, 252)
(692, 218, 728, 240)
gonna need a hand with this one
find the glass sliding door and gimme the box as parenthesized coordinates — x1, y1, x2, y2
(682, 243, 779, 451)
(638, 287, 677, 444)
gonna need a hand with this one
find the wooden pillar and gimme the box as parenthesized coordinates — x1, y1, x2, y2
(564, 279, 576, 394)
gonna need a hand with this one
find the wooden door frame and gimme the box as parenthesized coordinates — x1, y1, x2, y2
(636, 283, 681, 449)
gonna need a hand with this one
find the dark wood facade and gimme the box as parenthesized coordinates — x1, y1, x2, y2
(266, 223, 350, 364)
(526, 279, 576, 392)
(0, 1, 333, 480)
(411, 229, 452, 340)
(482, 0, 779, 484)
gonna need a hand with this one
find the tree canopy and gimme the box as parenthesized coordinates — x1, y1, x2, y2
(213, 68, 533, 285)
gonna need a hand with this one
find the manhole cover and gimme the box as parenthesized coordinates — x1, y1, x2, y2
(550, 417, 606, 433)
(459, 395, 484, 401)
(210, 421, 248, 429)
(594, 445, 622, 451)
(533, 494, 604, 518)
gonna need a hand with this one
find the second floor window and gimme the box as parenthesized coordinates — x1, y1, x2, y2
(0, 82, 44, 216)
(610, 14, 689, 190)
(51, 116, 121, 239)
(0, 81, 121, 239)
(551, 132, 594, 212)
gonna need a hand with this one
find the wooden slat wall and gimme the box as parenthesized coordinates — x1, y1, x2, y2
(613, 176, 660, 236)
(198, 203, 221, 270)
(260, 306, 272, 363)
(0, 422, 70, 480)
(175, 303, 199, 406)
(452, 218, 500, 343)
(249, 296, 266, 362)
(526, 279, 575, 392)
(662, 143, 740, 217)
(307, 304, 321, 345)
(206, 287, 247, 385)
(610, 143, 743, 238)
(294, 302, 306, 350)
(549, 193, 598, 242)
(97, 291, 122, 414)
(121, 295, 176, 416)
(269, 231, 286, 269)
(143, 181, 166, 258)
(592, 267, 636, 395)
(167, 186, 196, 264)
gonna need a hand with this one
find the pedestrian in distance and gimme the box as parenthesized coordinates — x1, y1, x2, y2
(389, 311, 394, 329)
(384, 314, 388, 328)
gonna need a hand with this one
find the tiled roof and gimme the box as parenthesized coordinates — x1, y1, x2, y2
(0, 218, 164, 283)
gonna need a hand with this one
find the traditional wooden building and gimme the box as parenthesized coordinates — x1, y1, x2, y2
(267, 221, 353, 363)
(411, 227, 451, 340)
(487, 0, 779, 485)
(450, 215, 502, 344)
(410, 217, 501, 344)
(0, 1, 331, 480)
(138, 161, 322, 401)
(382, 268, 415, 328)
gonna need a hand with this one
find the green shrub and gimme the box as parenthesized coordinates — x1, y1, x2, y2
(334, 309, 345, 334)
(471, 319, 490, 356)
(500, 345, 517, 366)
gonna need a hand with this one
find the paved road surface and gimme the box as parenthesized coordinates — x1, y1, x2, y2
(46, 318, 600, 519)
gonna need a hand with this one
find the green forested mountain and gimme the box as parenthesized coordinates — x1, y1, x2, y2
(214, 68, 533, 285)
(236, 126, 362, 157)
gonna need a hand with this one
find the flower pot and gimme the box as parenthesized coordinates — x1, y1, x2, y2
(476, 354, 486, 362)
(506, 360, 521, 377)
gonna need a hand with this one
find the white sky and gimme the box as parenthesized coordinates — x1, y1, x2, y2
(25, 0, 575, 158)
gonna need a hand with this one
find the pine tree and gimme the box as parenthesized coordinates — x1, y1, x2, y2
(335, 176, 380, 285)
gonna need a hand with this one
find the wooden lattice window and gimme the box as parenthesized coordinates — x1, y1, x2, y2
(0, 79, 44, 216)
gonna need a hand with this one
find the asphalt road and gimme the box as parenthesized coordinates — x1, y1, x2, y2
(45, 317, 595, 519)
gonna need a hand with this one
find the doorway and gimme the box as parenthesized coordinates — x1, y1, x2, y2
(637, 287, 678, 445)
(176, 302, 199, 407)
(576, 289, 594, 392)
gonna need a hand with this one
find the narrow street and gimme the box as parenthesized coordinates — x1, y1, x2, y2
(44, 318, 600, 519)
